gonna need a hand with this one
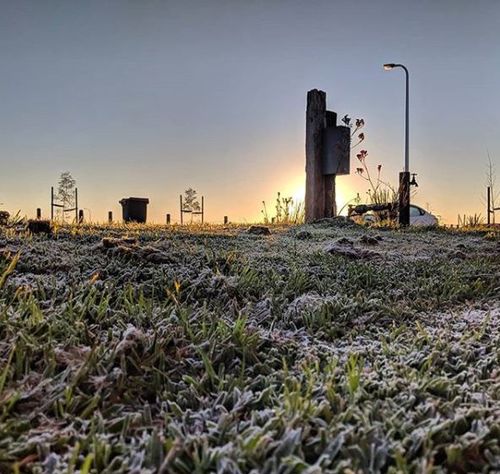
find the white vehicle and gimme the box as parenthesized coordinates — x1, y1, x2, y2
(359, 204, 438, 226)
(409, 205, 439, 226)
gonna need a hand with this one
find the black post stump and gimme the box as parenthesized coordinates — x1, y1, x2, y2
(399, 171, 410, 227)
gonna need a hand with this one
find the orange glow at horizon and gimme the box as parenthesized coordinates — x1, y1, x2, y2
(282, 175, 351, 215)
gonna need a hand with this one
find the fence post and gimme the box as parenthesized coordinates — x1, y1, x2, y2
(487, 186, 491, 225)
(75, 188, 79, 222)
(51, 187, 54, 221)
(180, 195, 183, 225)
(36, 208, 41, 220)
(166, 213, 171, 225)
(201, 196, 204, 224)
(305, 90, 326, 222)
(324, 111, 337, 218)
(78, 209, 84, 224)
(224, 216, 228, 225)
(108, 211, 113, 224)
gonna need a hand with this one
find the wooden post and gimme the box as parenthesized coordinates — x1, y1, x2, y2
(166, 213, 171, 225)
(75, 188, 79, 222)
(201, 196, 204, 224)
(108, 211, 113, 224)
(51, 187, 54, 221)
(36, 208, 41, 220)
(305, 90, 327, 222)
(323, 111, 337, 218)
(224, 216, 228, 225)
(180, 195, 183, 225)
(78, 209, 84, 224)
(487, 186, 491, 225)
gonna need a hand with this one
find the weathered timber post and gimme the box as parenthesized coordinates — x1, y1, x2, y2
(166, 213, 171, 224)
(75, 188, 79, 222)
(305, 90, 351, 222)
(78, 209, 84, 224)
(323, 111, 337, 218)
(179, 195, 183, 225)
(224, 216, 228, 225)
(305, 90, 327, 222)
(50, 187, 54, 221)
(487, 186, 491, 225)
(36, 208, 41, 220)
(108, 211, 113, 224)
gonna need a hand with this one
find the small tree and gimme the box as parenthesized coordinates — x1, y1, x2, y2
(57, 172, 76, 221)
(183, 188, 201, 223)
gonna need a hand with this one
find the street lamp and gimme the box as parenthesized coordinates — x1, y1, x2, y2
(384, 62, 411, 226)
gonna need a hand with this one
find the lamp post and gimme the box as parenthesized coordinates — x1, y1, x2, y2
(384, 63, 410, 226)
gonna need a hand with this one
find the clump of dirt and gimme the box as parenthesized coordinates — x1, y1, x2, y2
(27, 220, 52, 234)
(359, 234, 379, 245)
(325, 241, 379, 259)
(295, 230, 312, 240)
(313, 216, 359, 227)
(100, 236, 172, 263)
(247, 225, 271, 235)
(101, 237, 137, 248)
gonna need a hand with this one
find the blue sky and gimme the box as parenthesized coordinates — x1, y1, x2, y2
(1, 0, 499, 223)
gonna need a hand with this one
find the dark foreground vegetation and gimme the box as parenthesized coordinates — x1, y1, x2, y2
(0, 221, 499, 473)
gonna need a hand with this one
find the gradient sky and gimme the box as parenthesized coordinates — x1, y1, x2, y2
(1, 0, 499, 224)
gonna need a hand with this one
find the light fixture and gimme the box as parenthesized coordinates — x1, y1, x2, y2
(383, 63, 396, 70)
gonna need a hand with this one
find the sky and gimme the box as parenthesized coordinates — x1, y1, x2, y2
(0, 0, 499, 224)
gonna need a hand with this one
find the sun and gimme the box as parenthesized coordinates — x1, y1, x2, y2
(286, 177, 349, 214)
(291, 184, 306, 203)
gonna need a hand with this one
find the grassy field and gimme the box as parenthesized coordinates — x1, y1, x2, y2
(0, 221, 499, 473)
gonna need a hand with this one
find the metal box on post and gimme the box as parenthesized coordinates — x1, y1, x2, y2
(119, 197, 149, 223)
(322, 124, 351, 176)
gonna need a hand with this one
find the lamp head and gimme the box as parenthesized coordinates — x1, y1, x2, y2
(384, 63, 396, 70)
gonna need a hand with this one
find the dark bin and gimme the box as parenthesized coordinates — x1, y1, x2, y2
(119, 197, 149, 223)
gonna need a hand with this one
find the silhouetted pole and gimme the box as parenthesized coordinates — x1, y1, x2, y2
(324, 111, 337, 218)
(78, 209, 84, 224)
(224, 216, 228, 225)
(75, 188, 79, 223)
(36, 208, 41, 220)
(179, 195, 183, 225)
(384, 63, 410, 226)
(399, 172, 410, 226)
(305, 89, 327, 222)
(201, 196, 204, 224)
(487, 186, 491, 225)
(166, 213, 171, 225)
(108, 211, 113, 224)
(50, 187, 54, 221)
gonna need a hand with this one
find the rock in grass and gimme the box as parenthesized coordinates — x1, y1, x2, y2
(27, 219, 52, 234)
(325, 242, 378, 259)
(295, 230, 312, 240)
(337, 237, 354, 246)
(101, 237, 137, 248)
(359, 235, 379, 245)
(247, 225, 271, 236)
(313, 216, 358, 227)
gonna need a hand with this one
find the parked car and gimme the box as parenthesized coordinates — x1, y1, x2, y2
(358, 204, 438, 226)
(409, 204, 439, 226)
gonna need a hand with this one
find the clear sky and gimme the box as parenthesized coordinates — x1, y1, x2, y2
(1, 0, 499, 224)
